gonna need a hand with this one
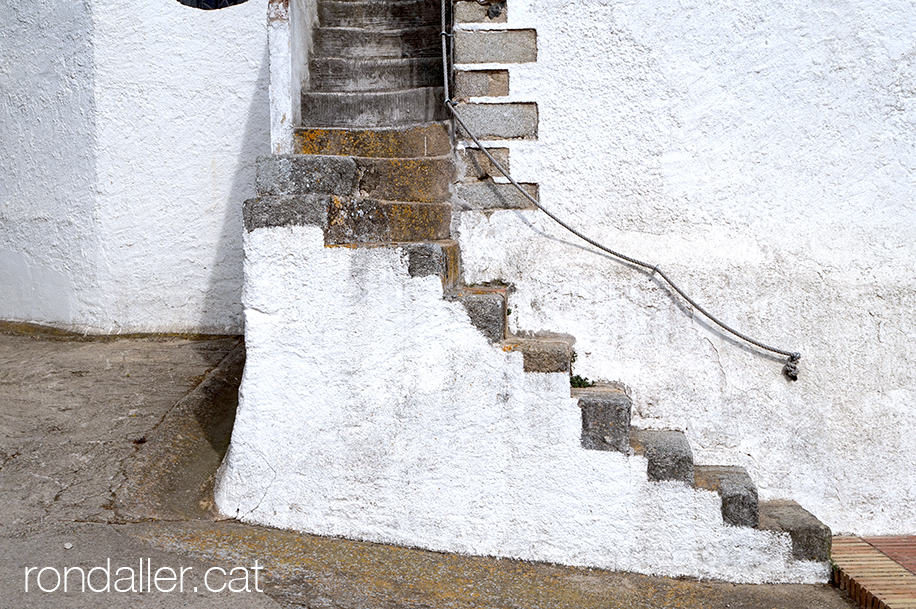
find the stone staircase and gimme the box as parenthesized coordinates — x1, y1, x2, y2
(222, 0, 832, 581)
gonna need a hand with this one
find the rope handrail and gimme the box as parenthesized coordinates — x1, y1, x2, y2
(440, 2, 802, 380)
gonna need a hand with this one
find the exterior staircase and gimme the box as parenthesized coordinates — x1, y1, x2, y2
(222, 0, 832, 582)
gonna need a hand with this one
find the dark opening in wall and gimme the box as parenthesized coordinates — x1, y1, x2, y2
(176, 0, 249, 9)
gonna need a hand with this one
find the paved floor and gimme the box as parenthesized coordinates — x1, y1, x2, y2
(832, 536, 916, 608)
(0, 327, 856, 608)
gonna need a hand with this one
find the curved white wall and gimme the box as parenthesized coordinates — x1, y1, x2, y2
(0, 0, 270, 333)
(457, 0, 916, 535)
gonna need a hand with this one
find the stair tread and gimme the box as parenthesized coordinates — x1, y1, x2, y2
(300, 86, 448, 129)
(294, 123, 451, 158)
(693, 465, 759, 528)
(282, 152, 453, 162)
(311, 57, 440, 66)
(758, 500, 831, 561)
(501, 336, 574, 374)
(571, 383, 627, 398)
(630, 428, 695, 484)
(301, 86, 444, 97)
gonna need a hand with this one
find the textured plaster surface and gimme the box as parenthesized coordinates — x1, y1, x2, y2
(0, 329, 853, 607)
(91, 0, 269, 333)
(0, 0, 104, 327)
(215, 225, 828, 583)
(1, 0, 270, 333)
(454, 0, 916, 536)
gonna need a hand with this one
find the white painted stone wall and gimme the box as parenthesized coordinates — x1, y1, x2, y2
(456, 0, 915, 536)
(216, 225, 827, 583)
(0, 0, 103, 326)
(1, 0, 271, 333)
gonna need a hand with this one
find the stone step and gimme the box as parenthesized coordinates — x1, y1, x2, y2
(318, 0, 440, 29)
(314, 26, 440, 59)
(573, 385, 631, 454)
(257, 155, 356, 197)
(310, 57, 441, 92)
(501, 336, 574, 374)
(356, 156, 454, 202)
(630, 429, 695, 484)
(456, 285, 508, 343)
(758, 500, 832, 562)
(402, 239, 461, 291)
(693, 465, 759, 528)
(301, 87, 447, 128)
(244, 195, 450, 245)
(294, 122, 451, 158)
(326, 198, 451, 244)
(257, 154, 453, 203)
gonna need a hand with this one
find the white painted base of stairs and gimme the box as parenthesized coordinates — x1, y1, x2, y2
(214, 225, 829, 583)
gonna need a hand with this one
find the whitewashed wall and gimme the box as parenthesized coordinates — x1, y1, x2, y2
(0, 0, 271, 333)
(0, 0, 104, 326)
(457, 0, 916, 536)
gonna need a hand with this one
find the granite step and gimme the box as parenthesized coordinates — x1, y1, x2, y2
(630, 429, 695, 484)
(501, 336, 574, 374)
(314, 26, 440, 59)
(456, 285, 508, 343)
(573, 385, 631, 453)
(318, 0, 440, 29)
(694, 465, 759, 528)
(301, 87, 447, 128)
(256, 154, 453, 203)
(294, 122, 451, 158)
(401, 239, 461, 291)
(758, 500, 832, 562)
(326, 198, 451, 244)
(311, 57, 441, 92)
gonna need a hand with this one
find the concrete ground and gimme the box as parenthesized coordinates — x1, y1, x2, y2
(0, 326, 856, 608)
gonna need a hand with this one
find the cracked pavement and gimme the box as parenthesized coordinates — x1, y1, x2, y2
(0, 329, 856, 608)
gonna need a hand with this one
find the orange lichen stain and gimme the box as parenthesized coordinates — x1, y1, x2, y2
(294, 124, 449, 158)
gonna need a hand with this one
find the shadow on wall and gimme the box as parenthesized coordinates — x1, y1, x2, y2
(201, 45, 271, 333)
(176, 0, 250, 9)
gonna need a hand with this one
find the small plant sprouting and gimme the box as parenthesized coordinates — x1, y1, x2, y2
(570, 375, 596, 388)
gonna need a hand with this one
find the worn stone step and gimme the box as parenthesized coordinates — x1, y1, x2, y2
(693, 465, 759, 528)
(244, 194, 449, 243)
(630, 429, 695, 484)
(573, 385, 631, 454)
(243, 194, 330, 232)
(318, 0, 440, 29)
(501, 336, 574, 374)
(301, 87, 447, 128)
(758, 500, 832, 562)
(326, 198, 451, 244)
(256, 155, 356, 197)
(401, 239, 461, 291)
(257, 154, 453, 203)
(456, 285, 507, 342)
(314, 26, 440, 59)
(310, 57, 441, 92)
(356, 156, 454, 202)
(294, 123, 451, 158)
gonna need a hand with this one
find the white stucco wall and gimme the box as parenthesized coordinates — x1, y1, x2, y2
(456, 0, 915, 535)
(1, 0, 271, 333)
(0, 0, 104, 326)
(216, 225, 828, 584)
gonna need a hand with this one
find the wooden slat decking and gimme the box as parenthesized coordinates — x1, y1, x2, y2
(832, 536, 916, 609)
